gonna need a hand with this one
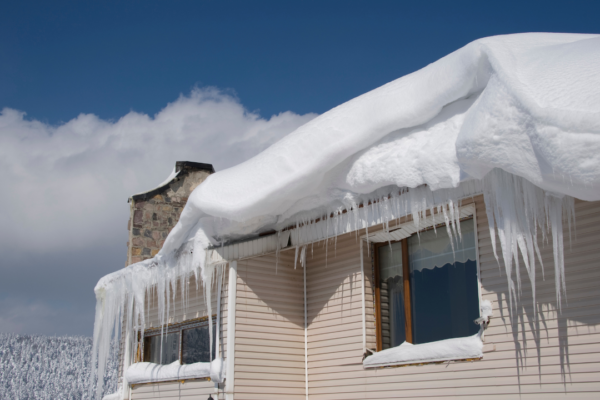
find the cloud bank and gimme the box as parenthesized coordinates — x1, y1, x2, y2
(0, 88, 316, 334)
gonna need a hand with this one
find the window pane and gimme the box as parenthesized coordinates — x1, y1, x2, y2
(409, 218, 480, 344)
(378, 242, 406, 349)
(182, 323, 216, 364)
(144, 332, 179, 365)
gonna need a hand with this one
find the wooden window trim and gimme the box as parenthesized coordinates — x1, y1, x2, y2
(373, 242, 383, 352)
(402, 239, 413, 344)
(374, 239, 412, 351)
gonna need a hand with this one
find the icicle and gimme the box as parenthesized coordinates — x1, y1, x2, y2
(91, 168, 576, 399)
(546, 194, 567, 310)
(482, 168, 574, 314)
(299, 246, 307, 269)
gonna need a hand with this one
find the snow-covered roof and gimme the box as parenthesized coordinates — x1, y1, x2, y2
(156, 32, 599, 258)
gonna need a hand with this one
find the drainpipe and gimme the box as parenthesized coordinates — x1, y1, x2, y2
(225, 261, 238, 400)
(304, 259, 308, 400)
(214, 265, 223, 398)
(360, 241, 366, 354)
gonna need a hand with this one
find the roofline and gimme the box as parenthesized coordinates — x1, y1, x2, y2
(175, 161, 215, 174)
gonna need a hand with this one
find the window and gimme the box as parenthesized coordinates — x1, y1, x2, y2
(375, 218, 480, 350)
(141, 316, 217, 365)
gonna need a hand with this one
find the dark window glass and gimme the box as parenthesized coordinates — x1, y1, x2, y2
(182, 323, 216, 364)
(408, 218, 480, 344)
(143, 332, 179, 365)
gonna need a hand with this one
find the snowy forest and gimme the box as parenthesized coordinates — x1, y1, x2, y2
(0, 333, 118, 400)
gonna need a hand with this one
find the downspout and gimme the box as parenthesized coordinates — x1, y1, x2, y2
(360, 241, 366, 354)
(225, 261, 238, 400)
(214, 265, 223, 397)
(121, 328, 131, 400)
(304, 260, 308, 400)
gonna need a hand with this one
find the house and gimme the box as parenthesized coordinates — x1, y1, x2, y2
(94, 33, 600, 400)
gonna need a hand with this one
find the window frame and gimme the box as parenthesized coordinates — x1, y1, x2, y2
(138, 315, 217, 365)
(373, 214, 481, 352)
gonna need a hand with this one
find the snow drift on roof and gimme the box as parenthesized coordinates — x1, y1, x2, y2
(154, 32, 600, 256)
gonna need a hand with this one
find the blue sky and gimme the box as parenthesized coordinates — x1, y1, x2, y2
(1, 1, 599, 336)
(3, 0, 600, 124)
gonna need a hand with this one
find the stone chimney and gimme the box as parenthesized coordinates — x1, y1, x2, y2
(125, 162, 215, 266)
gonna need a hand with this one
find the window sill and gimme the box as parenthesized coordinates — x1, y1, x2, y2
(125, 358, 225, 385)
(363, 333, 486, 369)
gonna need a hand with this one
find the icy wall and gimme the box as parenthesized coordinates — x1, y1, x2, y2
(0, 333, 118, 400)
(91, 33, 600, 398)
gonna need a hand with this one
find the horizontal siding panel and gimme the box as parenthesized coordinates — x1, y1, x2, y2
(235, 378, 304, 388)
(309, 351, 600, 377)
(234, 357, 304, 369)
(308, 384, 600, 399)
(234, 390, 306, 400)
(236, 371, 306, 381)
(310, 354, 600, 382)
(235, 365, 305, 375)
(309, 371, 600, 394)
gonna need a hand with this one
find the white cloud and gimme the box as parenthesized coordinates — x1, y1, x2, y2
(0, 88, 316, 254)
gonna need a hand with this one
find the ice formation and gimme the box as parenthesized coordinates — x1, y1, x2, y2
(123, 359, 225, 385)
(91, 33, 600, 398)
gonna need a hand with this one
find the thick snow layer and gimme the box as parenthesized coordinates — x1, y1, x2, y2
(363, 334, 483, 368)
(186, 33, 599, 225)
(91, 33, 600, 398)
(124, 359, 224, 385)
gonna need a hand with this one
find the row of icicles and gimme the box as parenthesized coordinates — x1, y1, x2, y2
(91, 168, 574, 398)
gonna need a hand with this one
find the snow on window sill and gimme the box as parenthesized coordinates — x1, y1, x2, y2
(124, 358, 225, 385)
(363, 333, 484, 369)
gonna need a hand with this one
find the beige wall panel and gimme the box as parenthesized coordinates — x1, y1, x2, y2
(305, 195, 600, 399)
(233, 251, 306, 399)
